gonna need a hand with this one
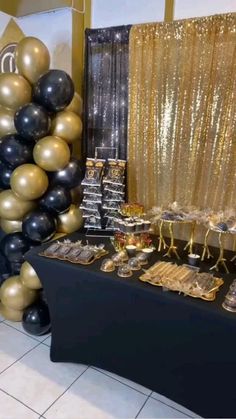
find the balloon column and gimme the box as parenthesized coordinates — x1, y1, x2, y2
(0, 37, 83, 324)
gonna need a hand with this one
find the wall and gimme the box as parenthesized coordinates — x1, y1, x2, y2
(91, 0, 165, 28)
(0, 8, 72, 74)
(174, 0, 236, 19)
(91, 0, 236, 28)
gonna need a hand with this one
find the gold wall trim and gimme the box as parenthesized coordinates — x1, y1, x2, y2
(164, 0, 174, 21)
(0, 0, 86, 17)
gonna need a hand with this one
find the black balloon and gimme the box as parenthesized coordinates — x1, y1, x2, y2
(0, 232, 32, 263)
(22, 301, 51, 336)
(33, 70, 74, 112)
(14, 103, 50, 141)
(0, 134, 33, 168)
(0, 250, 11, 285)
(39, 185, 72, 215)
(0, 160, 14, 189)
(22, 211, 56, 242)
(50, 158, 83, 189)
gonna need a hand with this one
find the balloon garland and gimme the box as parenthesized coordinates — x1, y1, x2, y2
(0, 36, 83, 325)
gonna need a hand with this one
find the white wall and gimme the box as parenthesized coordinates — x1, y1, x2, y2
(91, 0, 165, 28)
(174, 0, 236, 19)
(0, 9, 72, 75)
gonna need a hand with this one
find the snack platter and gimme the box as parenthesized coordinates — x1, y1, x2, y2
(39, 240, 108, 265)
(139, 261, 224, 301)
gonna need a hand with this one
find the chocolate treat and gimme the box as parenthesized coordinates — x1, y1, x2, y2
(43, 242, 62, 257)
(76, 249, 95, 264)
(103, 159, 126, 185)
(83, 186, 102, 196)
(135, 221, 143, 232)
(100, 258, 115, 272)
(144, 220, 151, 231)
(117, 263, 133, 278)
(66, 247, 82, 262)
(55, 244, 73, 259)
(81, 158, 105, 186)
(126, 223, 135, 233)
(83, 194, 102, 203)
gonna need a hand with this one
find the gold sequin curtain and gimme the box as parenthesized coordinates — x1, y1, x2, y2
(128, 14, 236, 212)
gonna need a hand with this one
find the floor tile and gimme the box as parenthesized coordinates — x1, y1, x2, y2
(0, 344, 87, 415)
(0, 389, 39, 419)
(93, 367, 151, 396)
(137, 397, 190, 418)
(0, 323, 39, 373)
(45, 367, 147, 419)
(151, 392, 198, 417)
(42, 335, 51, 347)
(5, 320, 51, 342)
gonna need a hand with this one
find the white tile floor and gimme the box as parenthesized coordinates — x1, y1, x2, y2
(0, 316, 198, 419)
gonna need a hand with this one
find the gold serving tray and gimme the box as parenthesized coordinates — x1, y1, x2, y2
(139, 261, 224, 301)
(39, 249, 109, 266)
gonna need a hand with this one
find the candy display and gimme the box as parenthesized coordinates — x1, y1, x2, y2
(80, 158, 126, 230)
(40, 240, 108, 265)
(140, 261, 224, 301)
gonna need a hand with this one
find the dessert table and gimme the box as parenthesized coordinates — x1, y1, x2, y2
(26, 232, 236, 418)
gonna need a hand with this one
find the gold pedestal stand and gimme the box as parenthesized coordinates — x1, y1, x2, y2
(209, 231, 229, 274)
(201, 229, 213, 261)
(158, 219, 195, 260)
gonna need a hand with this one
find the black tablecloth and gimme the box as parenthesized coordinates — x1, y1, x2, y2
(26, 233, 236, 418)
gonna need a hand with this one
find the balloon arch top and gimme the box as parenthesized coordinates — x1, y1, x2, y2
(0, 36, 83, 324)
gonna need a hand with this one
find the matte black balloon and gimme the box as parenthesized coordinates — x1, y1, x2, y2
(14, 103, 50, 141)
(0, 134, 33, 168)
(50, 158, 83, 189)
(0, 160, 14, 189)
(39, 185, 72, 215)
(22, 301, 51, 336)
(33, 70, 74, 112)
(0, 232, 32, 263)
(22, 211, 56, 242)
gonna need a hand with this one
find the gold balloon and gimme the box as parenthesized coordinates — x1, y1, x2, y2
(0, 218, 22, 233)
(70, 185, 82, 205)
(51, 111, 83, 144)
(0, 190, 36, 220)
(0, 107, 16, 136)
(10, 164, 48, 201)
(15, 36, 50, 84)
(57, 205, 83, 234)
(0, 302, 23, 322)
(33, 136, 70, 172)
(0, 276, 37, 311)
(20, 261, 42, 290)
(0, 73, 31, 110)
(65, 92, 83, 116)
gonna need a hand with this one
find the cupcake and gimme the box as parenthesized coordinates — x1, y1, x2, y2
(144, 220, 151, 231)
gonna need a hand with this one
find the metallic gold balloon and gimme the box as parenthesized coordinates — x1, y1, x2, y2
(57, 205, 83, 234)
(0, 73, 31, 110)
(0, 275, 37, 311)
(65, 92, 83, 116)
(70, 185, 82, 205)
(0, 218, 22, 233)
(0, 302, 23, 322)
(0, 107, 16, 136)
(15, 36, 50, 84)
(0, 189, 36, 220)
(33, 136, 70, 172)
(20, 261, 42, 290)
(51, 111, 82, 144)
(10, 164, 48, 201)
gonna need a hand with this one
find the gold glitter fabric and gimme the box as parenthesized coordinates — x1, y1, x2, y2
(128, 13, 236, 212)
